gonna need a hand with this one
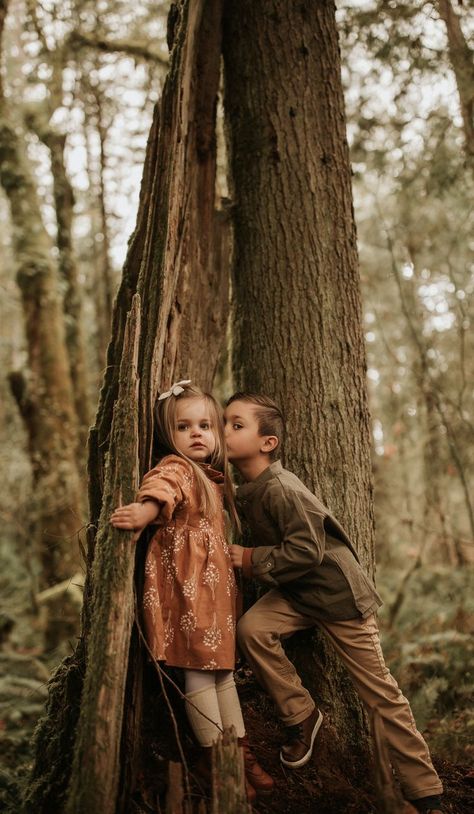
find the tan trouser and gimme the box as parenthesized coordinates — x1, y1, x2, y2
(237, 589, 443, 800)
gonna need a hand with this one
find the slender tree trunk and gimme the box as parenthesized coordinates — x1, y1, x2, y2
(78, 70, 116, 374)
(0, 1, 83, 594)
(93, 82, 116, 357)
(438, 0, 474, 167)
(223, 0, 374, 774)
(389, 238, 474, 545)
(25, 2, 227, 811)
(25, 107, 92, 446)
(22, 2, 92, 443)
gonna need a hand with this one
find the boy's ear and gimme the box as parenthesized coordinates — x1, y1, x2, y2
(260, 435, 279, 454)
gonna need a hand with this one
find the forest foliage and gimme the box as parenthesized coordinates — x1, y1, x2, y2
(0, 0, 473, 807)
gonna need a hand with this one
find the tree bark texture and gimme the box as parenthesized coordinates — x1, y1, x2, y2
(438, 0, 474, 168)
(0, 0, 83, 591)
(25, 103, 92, 447)
(65, 296, 141, 814)
(26, 1, 228, 811)
(89, 0, 228, 533)
(223, 0, 374, 768)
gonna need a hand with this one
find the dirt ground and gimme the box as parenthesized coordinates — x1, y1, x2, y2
(138, 666, 474, 814)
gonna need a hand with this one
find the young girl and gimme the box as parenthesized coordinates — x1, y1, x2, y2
(110, 381, 273, 800)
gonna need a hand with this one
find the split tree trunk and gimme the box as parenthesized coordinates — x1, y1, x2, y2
(223, 0, 374, 772)
(65, 295, 141, 814)
(25, 2, 228, 812)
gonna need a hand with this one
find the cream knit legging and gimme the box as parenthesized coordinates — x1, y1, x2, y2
(184, 669, 245, 747)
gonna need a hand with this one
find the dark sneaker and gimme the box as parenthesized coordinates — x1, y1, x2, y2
(280, 708, 323, 768)
(408, 796, 443, 814)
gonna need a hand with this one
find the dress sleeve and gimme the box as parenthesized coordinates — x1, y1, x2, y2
(136, 456, 192, 525)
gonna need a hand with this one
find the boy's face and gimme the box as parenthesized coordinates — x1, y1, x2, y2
(224, 400, 269, 464)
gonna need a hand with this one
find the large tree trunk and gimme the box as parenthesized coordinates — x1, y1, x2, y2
(25, 1, 228, 812)
(223, 0, 374, 775)
(0, 1, 83, 596)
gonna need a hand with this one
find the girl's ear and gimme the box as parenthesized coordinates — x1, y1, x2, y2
(261, 435, 279, 454)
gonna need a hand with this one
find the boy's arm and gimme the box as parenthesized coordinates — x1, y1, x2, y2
(241, 487, 326, 587)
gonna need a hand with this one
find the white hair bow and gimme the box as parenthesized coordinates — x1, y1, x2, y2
(158, 379, 192, 400)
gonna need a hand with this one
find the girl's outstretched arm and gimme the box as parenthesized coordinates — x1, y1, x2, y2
(109, 500, 160, 531)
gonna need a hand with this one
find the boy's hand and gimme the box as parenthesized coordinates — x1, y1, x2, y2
(110, 501, 159, 532)
(230, 544, 244, 568)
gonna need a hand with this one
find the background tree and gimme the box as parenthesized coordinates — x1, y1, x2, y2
(0, 0, 171, 642)
(0, 0, 473, 811)
(0, 0, 84, 617)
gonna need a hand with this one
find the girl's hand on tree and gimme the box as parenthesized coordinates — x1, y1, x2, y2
(230, 544, 244, 568)
(109, 501, 159, 532)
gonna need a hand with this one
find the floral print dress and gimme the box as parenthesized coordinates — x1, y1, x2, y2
(137, 455, 237, 670)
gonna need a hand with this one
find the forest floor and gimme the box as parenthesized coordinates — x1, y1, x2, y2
(136, 663, 474, 814)
(1, 540, 473, 813)
(0, 634, 473, 813)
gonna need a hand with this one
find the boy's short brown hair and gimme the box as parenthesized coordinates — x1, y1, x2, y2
(226, 392, 285, 461)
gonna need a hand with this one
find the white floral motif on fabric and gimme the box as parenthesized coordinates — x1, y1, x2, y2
(226, 565, 235, 597)
(203, 612, 222, 652)
(143, 586, 160, 622)
(201, 659, 218, 670)
(226, 614, 234, 633)
(164, 611, 174, 648)
(161, 463, 193, 493)
(182, 567, 198, 600)
(199, 518, 217, 554)
(202, 562, 220, 599)
(180, 610, 197, 648)
(144, 557, 158, 579)
(172, 529, 186, 554)
(161, 545, 177, 596)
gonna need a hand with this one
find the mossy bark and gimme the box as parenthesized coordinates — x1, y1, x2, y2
(65, 295, 141, 814)
(25, 1, 228, 811)
(223, 0, 374, 775)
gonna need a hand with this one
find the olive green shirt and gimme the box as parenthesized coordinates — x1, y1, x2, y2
(238, 460, 382, 622)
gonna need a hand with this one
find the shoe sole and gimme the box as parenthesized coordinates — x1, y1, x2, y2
(280, 710, 323, 769)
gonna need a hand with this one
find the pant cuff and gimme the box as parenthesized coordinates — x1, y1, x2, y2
(280, 704, 315, 726)
(405, 785, 444, 800)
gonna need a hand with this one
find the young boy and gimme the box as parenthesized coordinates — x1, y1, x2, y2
(224, 392, 443, 814)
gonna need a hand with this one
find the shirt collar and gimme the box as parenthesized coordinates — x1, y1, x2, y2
(199, 463, 224, 485)
(236, 459, 283, 497)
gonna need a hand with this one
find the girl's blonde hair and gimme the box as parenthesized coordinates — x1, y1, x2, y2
(153, 383, 239, 528)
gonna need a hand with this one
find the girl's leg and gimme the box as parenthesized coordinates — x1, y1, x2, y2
(215, 670, 274, 794)
(215, 670, 245, 737)
(184, 669, 222, 746)
(184, 670, 264, 801)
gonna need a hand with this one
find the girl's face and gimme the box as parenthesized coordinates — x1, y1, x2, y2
(173, 397, 217, 463)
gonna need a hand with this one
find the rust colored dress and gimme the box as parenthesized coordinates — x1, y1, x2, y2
(137, 455, 237, 670)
